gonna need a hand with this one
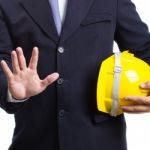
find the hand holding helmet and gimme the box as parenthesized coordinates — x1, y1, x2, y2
(122, 81, 150, 114)
(97, 51, 150, 116)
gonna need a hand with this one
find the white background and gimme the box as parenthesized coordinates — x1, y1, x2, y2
(0, 0, 150, 149)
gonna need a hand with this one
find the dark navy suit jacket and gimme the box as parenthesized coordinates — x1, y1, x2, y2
(0, 0, 150, 149)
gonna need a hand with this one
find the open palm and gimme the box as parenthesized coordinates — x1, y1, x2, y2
(1, 47, 59, 100)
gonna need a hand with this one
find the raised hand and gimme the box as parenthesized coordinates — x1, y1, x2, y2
(0, 47, 59, 100)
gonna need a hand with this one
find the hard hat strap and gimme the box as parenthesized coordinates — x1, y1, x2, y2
(111, 52, 122, 116)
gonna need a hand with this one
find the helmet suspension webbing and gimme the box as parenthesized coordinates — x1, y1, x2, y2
(110, 52, 122, 116)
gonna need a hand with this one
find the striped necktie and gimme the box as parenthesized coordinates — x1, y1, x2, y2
(49, 0, 62, 35)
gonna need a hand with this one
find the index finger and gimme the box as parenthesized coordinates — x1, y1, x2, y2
(125, 96, 150, 105)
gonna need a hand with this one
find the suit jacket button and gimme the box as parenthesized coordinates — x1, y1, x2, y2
(59, 110, 65, 117)
(57, 78, 64, 84)
(58, 47, 64, 53)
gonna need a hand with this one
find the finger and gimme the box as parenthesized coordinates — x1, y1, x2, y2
(121, 105, 150, 113)
(11, 51, 20, 73)
(122, 110, 144, 114)
(41, 73, 59, 87)
(16, 47, 27, 70)
(28, 47, 39, 70)
(140, 81, 150, 89)
(125, 96, 150, 105)
(122, 111, 144, 114)
(1, 60, 13, 79)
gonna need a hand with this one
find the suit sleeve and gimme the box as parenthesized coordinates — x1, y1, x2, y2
(0, 8, 26, 114)
(115, 0, 150, 63)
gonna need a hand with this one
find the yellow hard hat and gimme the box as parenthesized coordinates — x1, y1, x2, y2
(97, 51, 150, 116)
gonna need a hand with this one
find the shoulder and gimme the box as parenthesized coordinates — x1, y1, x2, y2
(0, 0, 24, 17)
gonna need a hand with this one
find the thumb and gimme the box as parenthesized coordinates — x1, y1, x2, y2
(41, 73, 59, 87)
(140, 81, 150, 89)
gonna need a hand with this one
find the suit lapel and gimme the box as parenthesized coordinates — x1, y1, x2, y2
(20, 0, 59, 43)
(19, 0, 94, 44)
(60, 0, 94, 43)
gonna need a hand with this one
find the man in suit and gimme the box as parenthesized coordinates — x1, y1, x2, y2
(0, 0, 150, 149)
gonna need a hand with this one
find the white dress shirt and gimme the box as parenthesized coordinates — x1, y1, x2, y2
(58, 0, 68, 24)
(8, 0, 68, 102)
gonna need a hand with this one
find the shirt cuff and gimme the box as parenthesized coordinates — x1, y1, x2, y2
(7, 90, 29, 103)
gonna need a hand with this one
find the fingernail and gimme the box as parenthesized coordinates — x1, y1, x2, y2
(0, 60, 4, 64)
(140, 83, 145, 88)
(16, 47, 21, 50)
(52, 73, 59, 79)
(34, 47, 38, 50)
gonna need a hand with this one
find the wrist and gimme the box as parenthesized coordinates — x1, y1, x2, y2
(7, 90, 29, 103)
